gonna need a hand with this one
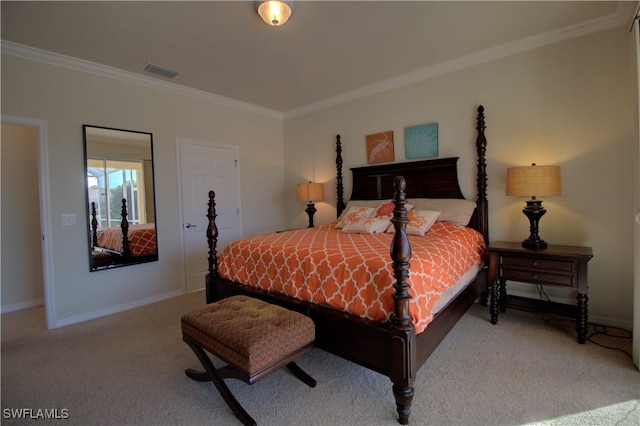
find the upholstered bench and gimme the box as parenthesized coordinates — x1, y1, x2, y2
(181, 295, 316, 426)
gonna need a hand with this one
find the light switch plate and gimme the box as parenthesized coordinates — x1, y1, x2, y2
(61, 214, 76, 226)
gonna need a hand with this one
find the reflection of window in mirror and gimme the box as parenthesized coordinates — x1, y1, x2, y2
(86, 158, 147, 228)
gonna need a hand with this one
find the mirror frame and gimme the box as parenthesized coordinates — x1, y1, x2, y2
(83, 125, 158, 271)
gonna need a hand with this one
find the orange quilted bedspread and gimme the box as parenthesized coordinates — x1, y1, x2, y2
(218, 221, 486, 333)
(97, 223, 157, 257)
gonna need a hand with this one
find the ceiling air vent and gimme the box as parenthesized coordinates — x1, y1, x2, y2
(143, 63, 181, 79)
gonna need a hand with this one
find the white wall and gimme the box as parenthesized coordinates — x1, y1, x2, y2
(1, 54, 286, 326)
(1, 124, 44, 311)
(284, 26, 635, 328)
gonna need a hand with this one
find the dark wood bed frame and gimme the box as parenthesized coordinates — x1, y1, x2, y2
(205, 105, 489, 424)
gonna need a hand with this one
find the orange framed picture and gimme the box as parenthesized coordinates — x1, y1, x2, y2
(366, 131, 394, 164)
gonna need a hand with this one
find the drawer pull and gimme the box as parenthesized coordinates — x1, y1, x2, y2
(532, 261, 538, 267)
(532, 274, 538, 280)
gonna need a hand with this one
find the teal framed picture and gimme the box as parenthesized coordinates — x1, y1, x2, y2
(405, 123, 438, 159)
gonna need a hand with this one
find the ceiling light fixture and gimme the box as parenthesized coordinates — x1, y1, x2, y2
(255, 1, 294, 26)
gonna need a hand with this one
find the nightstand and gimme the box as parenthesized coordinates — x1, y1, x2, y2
(488, 241, 593, 343)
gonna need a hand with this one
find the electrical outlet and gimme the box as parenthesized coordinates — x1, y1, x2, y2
(61, 214, 76, 226)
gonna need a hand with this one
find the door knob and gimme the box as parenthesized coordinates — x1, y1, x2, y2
(185, 223, 197, 228)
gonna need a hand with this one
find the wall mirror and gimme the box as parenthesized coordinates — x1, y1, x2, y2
(83, 125, 158, 271)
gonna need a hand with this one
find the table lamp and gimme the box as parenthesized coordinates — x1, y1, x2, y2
(297, 182, 324, 228)
(506, 163, 561, 249)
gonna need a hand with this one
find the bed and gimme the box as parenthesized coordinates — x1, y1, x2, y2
(90, 198, 157, 268)
(204, 105, 489, 424)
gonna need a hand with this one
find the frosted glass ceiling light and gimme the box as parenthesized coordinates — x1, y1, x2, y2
(255, 1, 294, 26)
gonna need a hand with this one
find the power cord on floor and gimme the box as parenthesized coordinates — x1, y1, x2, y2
(586, 324, 633, 359)
(533, 285, 633, 359)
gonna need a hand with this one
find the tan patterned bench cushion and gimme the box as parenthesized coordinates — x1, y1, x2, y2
(181, 295, 315, 376)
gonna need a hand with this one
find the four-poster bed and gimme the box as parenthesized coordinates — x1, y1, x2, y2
(203, 106, 489, 424)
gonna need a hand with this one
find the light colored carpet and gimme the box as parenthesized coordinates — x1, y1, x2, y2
(1, 291, 638, 426)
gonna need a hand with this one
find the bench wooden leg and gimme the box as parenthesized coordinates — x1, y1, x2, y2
(286, 362, 316, 388)
(183, 336, 257, 426)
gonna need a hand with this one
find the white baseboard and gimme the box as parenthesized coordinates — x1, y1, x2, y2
(53, 290, 184, 328)
(1, 298, 44, 314)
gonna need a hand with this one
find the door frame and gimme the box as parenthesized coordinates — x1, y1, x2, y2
(632, 5, 640, 369)
(175, 137, 242, 293)
(1, 115, 56, 329)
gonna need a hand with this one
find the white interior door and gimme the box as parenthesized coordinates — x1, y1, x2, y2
(178, 140, 240, 293)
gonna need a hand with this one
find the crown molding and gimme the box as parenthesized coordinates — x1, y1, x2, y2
(1, 40, 283, 120)
(284, 9, 628, 119)
(1, 6, 627, 122)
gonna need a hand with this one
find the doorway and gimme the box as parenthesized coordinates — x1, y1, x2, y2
(1, 116, 55, 329)
(177, 139, 241, 293)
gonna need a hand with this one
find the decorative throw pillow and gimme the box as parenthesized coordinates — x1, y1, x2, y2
(386, 210, 441, 236)
(341, 217, 391, 234)
(335, 206, 375, 228)
(373, 202, 414, 219)
(337, 200, 391, 222)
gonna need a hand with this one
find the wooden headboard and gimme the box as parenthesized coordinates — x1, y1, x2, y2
(335, 105, 488, 243)
(350, 157, 465, 200)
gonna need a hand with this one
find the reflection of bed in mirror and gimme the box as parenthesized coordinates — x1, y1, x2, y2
(84, 125, 158, 271)
(90, 199, 157, 269)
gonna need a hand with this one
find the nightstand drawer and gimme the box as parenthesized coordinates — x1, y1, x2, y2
(500, 256, 574, 273)
(501, 268, 574, 287)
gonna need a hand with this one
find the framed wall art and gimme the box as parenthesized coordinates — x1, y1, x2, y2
(366, 131, 394, 164)
(405, 122, 438, 159)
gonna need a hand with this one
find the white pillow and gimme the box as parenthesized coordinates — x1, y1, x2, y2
(386, 210, 441, 236)
(406, 198, 476, 226)
(335, 206, 376, 228)
(341, 217, 391, 234)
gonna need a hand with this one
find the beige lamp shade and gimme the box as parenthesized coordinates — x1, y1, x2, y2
(506, 164, 561, 198)
(255, 1, 294, 26)
(297, 182, 324, 202)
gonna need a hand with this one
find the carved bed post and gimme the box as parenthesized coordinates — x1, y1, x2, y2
(91, 202, 98, 247)
(120, 198, 131, 261)
(389, 176, 416, 425)
(336, 134, 346, 218)
(206, 190, 219, 303)
(475, 105, 489, 244)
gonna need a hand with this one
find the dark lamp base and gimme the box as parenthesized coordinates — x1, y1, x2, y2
(305, 202, 317, 228)
(521, 199, 548, 250)
(522, 238, 548, 250)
